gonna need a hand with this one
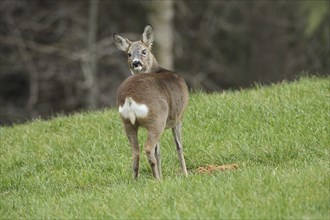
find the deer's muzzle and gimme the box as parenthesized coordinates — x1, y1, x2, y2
(132, 60, 142, 68)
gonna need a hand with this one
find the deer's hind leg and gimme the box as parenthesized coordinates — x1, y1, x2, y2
(145, 129, 163, 180)
(172, 121, 188, 177)
(145, 118, 166, 180)
(124, 121, 140, 179)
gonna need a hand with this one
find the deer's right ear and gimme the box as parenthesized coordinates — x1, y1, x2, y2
(113, 33, 131, 52)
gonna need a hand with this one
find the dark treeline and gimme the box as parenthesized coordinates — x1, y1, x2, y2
(0, 0, 329, 125)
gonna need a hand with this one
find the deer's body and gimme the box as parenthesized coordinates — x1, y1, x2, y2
(117, 69, 188, 129)
(114, 25, 188, 179)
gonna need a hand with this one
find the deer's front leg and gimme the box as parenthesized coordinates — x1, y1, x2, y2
(155, 143, 161, 179)
(172, 121, 188, 177)
(124, 122, 140, 179)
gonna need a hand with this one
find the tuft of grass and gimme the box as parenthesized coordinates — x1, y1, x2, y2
(1, 76, 329, 219)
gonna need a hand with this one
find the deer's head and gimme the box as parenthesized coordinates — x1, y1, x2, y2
(114, 25, 158, 75)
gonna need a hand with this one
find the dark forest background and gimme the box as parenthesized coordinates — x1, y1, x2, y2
(0, 0, 329, 125)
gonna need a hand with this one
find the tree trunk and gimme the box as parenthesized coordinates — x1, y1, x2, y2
(148, 0, 174, 70)
(83, 0, 99, 109)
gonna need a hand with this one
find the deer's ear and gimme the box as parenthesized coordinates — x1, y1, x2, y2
(113, 33, 131, 52)
(141, 25, 154, 48)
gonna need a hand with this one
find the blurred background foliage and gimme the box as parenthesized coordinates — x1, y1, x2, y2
(0, 0, 329, 125)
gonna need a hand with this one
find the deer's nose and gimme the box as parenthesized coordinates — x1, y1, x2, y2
(132, 60, 142, 68)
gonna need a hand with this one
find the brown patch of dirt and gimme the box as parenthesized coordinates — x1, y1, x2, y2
(195, 164, 239, 174)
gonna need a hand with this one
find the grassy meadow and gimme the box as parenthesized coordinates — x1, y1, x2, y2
(0, 76, 329, 219)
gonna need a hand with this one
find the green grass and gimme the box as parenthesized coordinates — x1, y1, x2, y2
(1, 76, 329, 219)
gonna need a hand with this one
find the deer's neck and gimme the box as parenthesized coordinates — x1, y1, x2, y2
(146, 56, 161, 73)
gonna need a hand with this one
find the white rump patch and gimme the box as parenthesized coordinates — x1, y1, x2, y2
(119, 97, 148, 125)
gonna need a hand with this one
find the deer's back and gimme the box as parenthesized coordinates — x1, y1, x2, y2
(117, 69, 188, 128)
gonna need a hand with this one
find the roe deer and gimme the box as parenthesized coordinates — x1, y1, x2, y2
(113, 25, 189, 180)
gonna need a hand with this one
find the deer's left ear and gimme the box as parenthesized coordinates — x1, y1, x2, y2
(141, 25, 154, 48)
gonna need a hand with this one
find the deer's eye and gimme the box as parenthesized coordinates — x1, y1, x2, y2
(142, 49, 147, 55)
(128, 52, 132, 57)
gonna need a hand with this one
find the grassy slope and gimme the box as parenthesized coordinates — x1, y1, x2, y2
(0, 77, 329, 219)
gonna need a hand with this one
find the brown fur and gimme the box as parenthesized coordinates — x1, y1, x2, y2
(117, 68, 188, 129)
(114, 25, 189, 180)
